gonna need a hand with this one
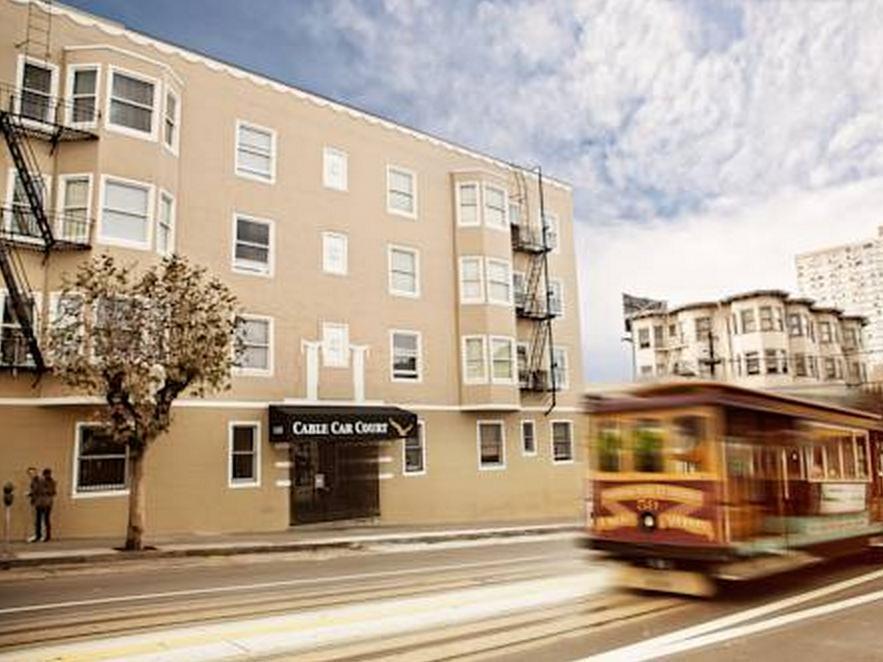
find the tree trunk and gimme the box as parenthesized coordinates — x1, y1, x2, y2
(124, 449, 146, 551)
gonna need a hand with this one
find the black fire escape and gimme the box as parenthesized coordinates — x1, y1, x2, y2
(0, 81, 97, 373)
(511, 167, 558, 410)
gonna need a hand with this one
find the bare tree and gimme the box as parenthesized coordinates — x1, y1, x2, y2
(50, 254, 239, 550)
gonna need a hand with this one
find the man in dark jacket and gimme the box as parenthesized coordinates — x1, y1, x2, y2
(26, 467, 40, 543)
(34, 468, 56, 542)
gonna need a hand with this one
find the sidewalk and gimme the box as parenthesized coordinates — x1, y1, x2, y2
(0, 519, 582, 569)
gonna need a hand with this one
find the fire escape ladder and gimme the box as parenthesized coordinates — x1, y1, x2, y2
(0, 111, 54, 248)
(0, 235, 44, 372)
(19, 0, 53, 63)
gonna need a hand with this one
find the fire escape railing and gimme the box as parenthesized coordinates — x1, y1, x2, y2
(0, 85, 97, 373)
(511, 167, 558, 407)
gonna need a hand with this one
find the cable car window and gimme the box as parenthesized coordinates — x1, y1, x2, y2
(785, 448, 803, 479)
(671, 416, 705, 474)
(824, 443, 842, 479)
(842, 436, 857, 479)
(597, 421, 621, 472)
(634, 419, 664, 473)
(808, 445, 825, 480)
(856, 435, 869, 478)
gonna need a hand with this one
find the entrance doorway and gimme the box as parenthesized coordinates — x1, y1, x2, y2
(290, 440, 380, 524)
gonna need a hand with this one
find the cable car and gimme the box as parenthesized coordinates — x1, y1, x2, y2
(584, 382, 883, 596)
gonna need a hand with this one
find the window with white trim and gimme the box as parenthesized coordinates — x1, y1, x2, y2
(389, 246, 419, 297)
(391, 330, 421, 381)
(156, 191, 174, 256)
(49, 291, 84, 358)
(108, 69, 155, 135)
(323, 147, 348, 191)
(521, 420, 536, 455)
(322, 322, 349, 368)
(459, 256, 484, 304)
(486, 259, 512, 305)
(483, 184, 507, 229)
(100, 178, 150, 247)
(0, 290, 39, 367)
(552, 347, 569, 390)
(478, 421, 505, 469)
(490, 337, 515, 383)
(18, 59, 56, 123)
(322, 232, 348, 275)
(548, 280, 563, 317)
(5, 169, 49, 241)
(163, 88, 179, 151)
(234, 316, 271, 373)
(551, 421, 574, 463)
(69, 66, 98, 125)
(233, 215, 272, 275)
(387, 166, 416, 217)
(229, 423, 259, 487)
(513, 272, 525, 309)
(59, 175, 91, 243)
(517, 343, 529, 387)
(403, 421, 426, 475)
(75, 425, 128, 494)
(457, 182, 479, 226)
(543, 212, 559, 251)
(236, 122, 275, 182)
(463, 336, 487, 383)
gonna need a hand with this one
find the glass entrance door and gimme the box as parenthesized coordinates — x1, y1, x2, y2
(290, 440, 380, 525)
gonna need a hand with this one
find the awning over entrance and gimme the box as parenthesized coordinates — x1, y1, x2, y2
(269, 405, 419, 443)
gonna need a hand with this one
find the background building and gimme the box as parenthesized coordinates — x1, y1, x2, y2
(796, 227, 883, 377)
(628, 289, 868, 389)
(0, 0, 583, 539)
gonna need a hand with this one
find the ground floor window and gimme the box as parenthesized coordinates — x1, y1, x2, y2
(478, 421, 505, 469)
(75, 424, 128, 494)
(521, 420, 536, 455)
(551, 421, 574, 463)
(229, 422, 260, 487)
(403, 421, 426, 475)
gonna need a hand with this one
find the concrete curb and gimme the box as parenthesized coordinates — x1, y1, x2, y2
(0, 524, 583, 570)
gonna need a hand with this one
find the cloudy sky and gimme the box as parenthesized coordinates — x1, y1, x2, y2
(69, 0, 883, 383)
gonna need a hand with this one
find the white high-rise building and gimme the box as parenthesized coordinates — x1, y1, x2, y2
(796, 228, 883, 372)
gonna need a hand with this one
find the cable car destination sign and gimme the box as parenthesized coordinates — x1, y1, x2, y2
(269, 405, 418, 443)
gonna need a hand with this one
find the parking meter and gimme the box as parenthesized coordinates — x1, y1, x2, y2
(2, 482, 12, 557)
(2, 483, 12, 507)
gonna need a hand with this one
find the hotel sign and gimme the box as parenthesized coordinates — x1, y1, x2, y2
(269, 405, 418, 443)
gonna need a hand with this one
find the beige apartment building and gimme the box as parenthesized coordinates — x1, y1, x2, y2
(629, 290, 868, 389)
(0, 0, 584, 539)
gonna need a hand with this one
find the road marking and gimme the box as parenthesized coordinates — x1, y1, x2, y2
(0, 570, 612, 662)
(585, 565, 883, 661)
(0, 552, 574, 616)
(645, 585, 883, 659)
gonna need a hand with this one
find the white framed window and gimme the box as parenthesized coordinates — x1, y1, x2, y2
(232, 214, 273, 276)
(322, 232, 348, 276)
(16, 55, 58, 124)
(235, 120, 276, 183)
(462, 335, 488, 384)
(388, 245, 420, 298)
(490, 336, 515, 384)
(322, 322, 349, 368)
(548, 280, 564, 317)
(403, 421, 426, 476)
(543, 211, 560, 252)
(48, 291, 85, 357)
(387, 165, 416, 218)
(552, 347, 569, 390)
(163, 86, 180, 153)
(228, 422, 260, 488)
(486, 259, 513, 306)
(517, 342, 529, 387)
(4, 167, 49, 243)
(73, 423, 128, 497)
(66, 64, 99, 127)
(0, 290, 40, 368)
(233, 315, 273, 376)
(156, 190, 174, 256)
(323, 147, 348, 191)
(390, 330, 421, 382)
(513, 271, 525, 309)
(483, 184, 508, 229)
(456, 182, 480, 227)
(477, 420, 505, 470)
(521, 420, 537, 456)
(106, 66, 158, 139)
(459, 256, 485, 304)
(98, 175, 153, 250)
(57, 173, 92, 243)
(551, 420, 574, 464)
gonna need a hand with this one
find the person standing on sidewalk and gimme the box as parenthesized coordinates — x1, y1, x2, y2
(26, 467, 40, 543)
(34, 468, 56, 542)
